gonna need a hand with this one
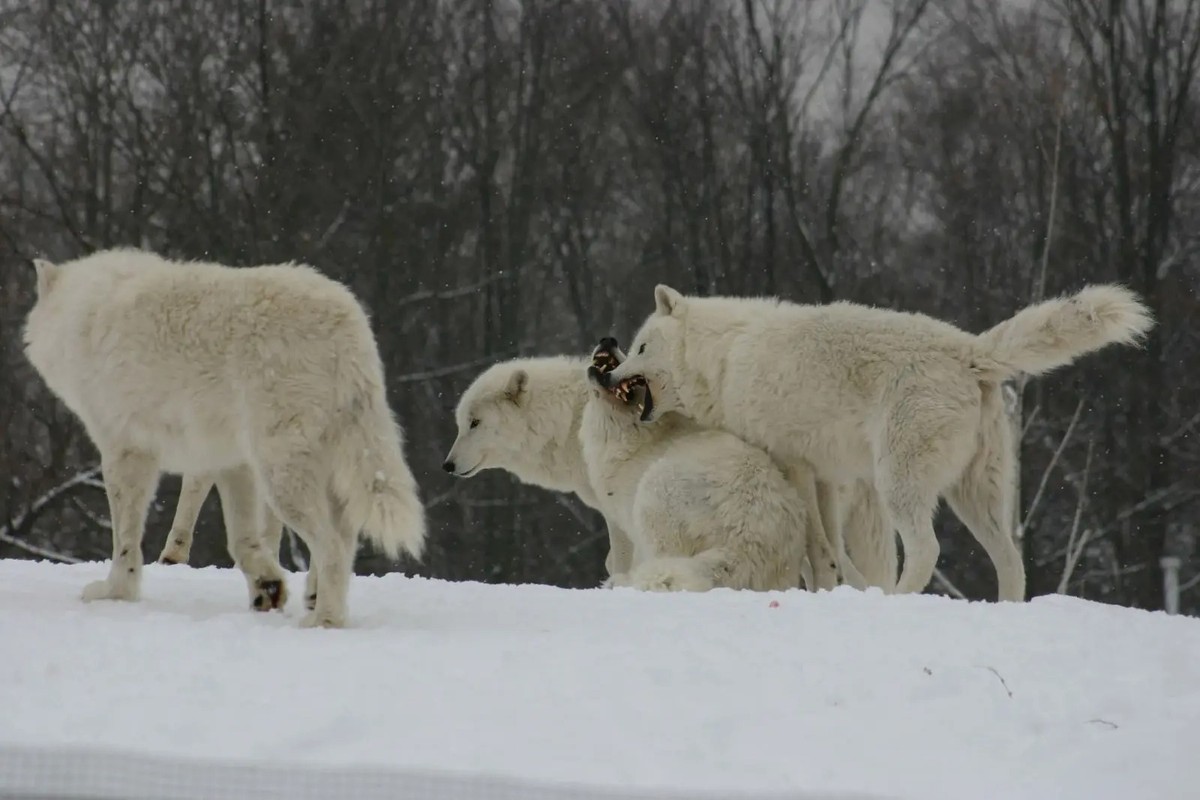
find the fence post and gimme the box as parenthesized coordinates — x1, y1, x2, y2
(1161, 556, 1181, 615)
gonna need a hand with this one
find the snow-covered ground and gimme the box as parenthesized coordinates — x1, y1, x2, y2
(1, 559, 1198, 800)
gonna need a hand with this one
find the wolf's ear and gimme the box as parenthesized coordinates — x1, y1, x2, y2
(653, 284, 684, 317)
(32, 258, 60, 297)
(504, 369, 528, 405)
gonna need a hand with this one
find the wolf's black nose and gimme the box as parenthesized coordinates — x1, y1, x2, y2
(442, 460, 455, 474)
(598, 336, 618, 351)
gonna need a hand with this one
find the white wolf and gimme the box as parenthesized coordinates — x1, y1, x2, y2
(443, 354, 895, 588)
(599, 283, 1153, 601)
(22, 248, 426, 628)
(443, 355, 638, 580)
(581, 339, 808, 591)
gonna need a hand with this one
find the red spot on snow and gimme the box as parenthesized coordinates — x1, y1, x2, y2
(768, 600, 780, 608)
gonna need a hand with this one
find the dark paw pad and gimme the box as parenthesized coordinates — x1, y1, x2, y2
(252, 578, 286, 611)
(159, 557, 179, 566)
(305, 592, 318, 611)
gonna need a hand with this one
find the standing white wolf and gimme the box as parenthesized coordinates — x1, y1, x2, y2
(22, 248, 426, 628)
(599, 284, 1154, 601)
(581, 339, 808, 592)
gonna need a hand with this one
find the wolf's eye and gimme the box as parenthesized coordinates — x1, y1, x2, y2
(469, 418, 480, 429)
(637, 344, 646, 355)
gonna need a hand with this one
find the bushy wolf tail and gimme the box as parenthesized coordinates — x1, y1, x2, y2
(971, 285, 1153, 382)
(330, 386, 427, 562)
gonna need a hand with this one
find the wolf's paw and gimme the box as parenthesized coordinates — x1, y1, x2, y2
(250, 576, 288, 611)
(299, 609, 345, 629)
(157, 535, 191, 565)
(627, 565, 713, 593)
(303, 570, 319, 610)
(81, 578, 139, 603)
(632, 575, 692, 592)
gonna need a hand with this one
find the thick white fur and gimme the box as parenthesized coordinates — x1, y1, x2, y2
(605, 283, 1153, 601)
(23, 248, 426, 628)
(444, 356, 637, 579)
(580, 361, 808, 592)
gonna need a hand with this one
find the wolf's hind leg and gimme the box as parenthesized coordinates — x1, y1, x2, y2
(157, 472, 214, 565)
(82, 449, 159, 603)
(214, 465, 289, 612)
(785, 463, 839, 591)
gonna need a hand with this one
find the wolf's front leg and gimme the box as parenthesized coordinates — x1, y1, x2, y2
(798, 553, 815, 591)
(816, 479, 869, 590)
(785, 462, 839, 591)
(304, 568, 319, 610)
(82, 449, 160, 603)
(157, 472, 214, 565)
(602, 518, 635, 587)
(300, 534, 351, 629)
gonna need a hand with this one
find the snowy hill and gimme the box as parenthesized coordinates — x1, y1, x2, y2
(1, 559, 1198, 800)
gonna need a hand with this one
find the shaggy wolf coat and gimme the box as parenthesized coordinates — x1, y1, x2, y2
(600, 284, 1153, 600)
(22, 248, 426, 628)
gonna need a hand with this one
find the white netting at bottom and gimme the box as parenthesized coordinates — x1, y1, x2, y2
(0, 746, 880, 800)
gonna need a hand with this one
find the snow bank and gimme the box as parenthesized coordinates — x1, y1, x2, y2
(1, 559, 1197, 800)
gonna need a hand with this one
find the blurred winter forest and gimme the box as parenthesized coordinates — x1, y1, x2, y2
(0, 0, 1197, 611)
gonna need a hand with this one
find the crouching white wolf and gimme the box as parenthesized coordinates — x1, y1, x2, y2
(581, 338, 808, 592)
(443, 355, 639, 580)
(599, 284, 1153, 601)
(22, 248, 426, 628)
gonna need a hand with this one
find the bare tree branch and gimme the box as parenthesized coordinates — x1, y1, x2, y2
(1020, 395, 1086, 540)
(1057, 438, 1094, 593)
(0, 466, 99, 564)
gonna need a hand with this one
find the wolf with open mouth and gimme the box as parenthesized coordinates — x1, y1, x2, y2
(579, 337, 812, 593)
(443, 353, 640, 582)
(596, 282, 1153, 600)
(587, 336, 653, 420)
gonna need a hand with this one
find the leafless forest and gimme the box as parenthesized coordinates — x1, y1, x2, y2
(0, 0, 1197, 611)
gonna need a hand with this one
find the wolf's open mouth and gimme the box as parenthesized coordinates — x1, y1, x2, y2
(591, 347, 621, 376)
(590, 345, 653, 420)
(611, 375, 651, 418)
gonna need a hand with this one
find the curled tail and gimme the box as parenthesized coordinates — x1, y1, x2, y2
(971, 284, 1153, 381)
(330, 391, 427, 562)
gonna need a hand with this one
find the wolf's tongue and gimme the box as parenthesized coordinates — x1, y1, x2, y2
(638, 383, 654, 421)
